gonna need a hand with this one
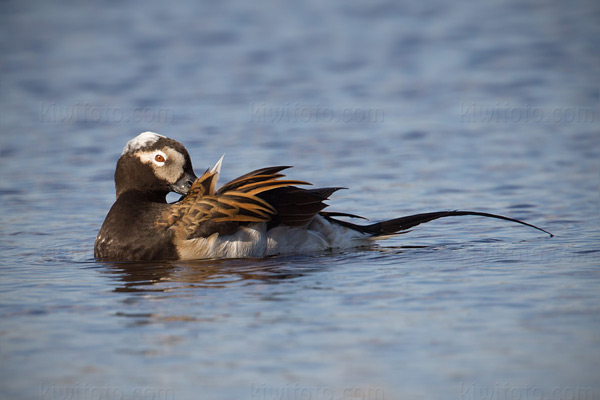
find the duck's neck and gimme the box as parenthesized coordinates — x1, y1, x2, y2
(116, 189, 168, 204)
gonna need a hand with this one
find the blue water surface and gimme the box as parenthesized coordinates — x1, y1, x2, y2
(1, 0, 599, 399)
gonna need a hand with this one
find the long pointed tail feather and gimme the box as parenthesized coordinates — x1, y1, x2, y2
(322, 210, 553, 237)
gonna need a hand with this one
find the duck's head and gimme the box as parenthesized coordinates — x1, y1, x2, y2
(114, 132, 198, 198)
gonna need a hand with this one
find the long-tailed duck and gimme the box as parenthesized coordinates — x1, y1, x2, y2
(94, 132, 552, 261)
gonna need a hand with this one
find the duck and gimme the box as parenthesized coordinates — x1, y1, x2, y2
(94, 131, 553, 261)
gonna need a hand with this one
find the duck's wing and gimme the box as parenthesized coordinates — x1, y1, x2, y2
(214, 166, 301, 194)
(258, 186, 346, 227)
(168, 166, 338, 238)
(213, 165, 346, 227)
(185, 155, 225, 197)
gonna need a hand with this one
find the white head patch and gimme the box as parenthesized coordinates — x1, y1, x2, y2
(122, 131, 166, 155)
(136, 147, 186, 184)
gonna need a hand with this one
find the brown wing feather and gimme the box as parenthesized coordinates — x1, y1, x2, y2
(215, 166, 293, 194)
(164, 166, 337, 238)
(187, 168, 219, 197)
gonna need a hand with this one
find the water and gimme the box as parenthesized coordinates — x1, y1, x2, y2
(1, 0, 599, 399)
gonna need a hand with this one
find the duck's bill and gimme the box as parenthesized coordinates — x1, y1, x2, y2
(170, 171, 198, 195)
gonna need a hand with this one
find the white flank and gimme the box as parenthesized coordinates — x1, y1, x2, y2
(122, 131, 166, 155)
(176, 215, 372, 260)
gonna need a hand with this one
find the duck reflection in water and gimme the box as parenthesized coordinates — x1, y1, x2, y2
(100, 256, 320, 294)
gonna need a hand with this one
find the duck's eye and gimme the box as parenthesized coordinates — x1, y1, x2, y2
(155, 154, 165, 163)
